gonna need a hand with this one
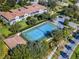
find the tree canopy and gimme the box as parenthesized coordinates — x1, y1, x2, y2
(4, 41, 50, 59)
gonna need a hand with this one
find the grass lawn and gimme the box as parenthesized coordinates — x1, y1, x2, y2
(0, 27, 12, 37)
(18, 21, 29, 30)
(0, 40, 8, 59)
(18, 20, 45, 31)
(70, 45, 79, 59)
(0, 23, 12, 37)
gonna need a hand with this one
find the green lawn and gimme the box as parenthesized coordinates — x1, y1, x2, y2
(17, 20, 29, 30)
(18, 20, 45, 31)
(0, 22, 12, 37)
(0, 40, 8, 59)
(0, 27, 12, 37)
(71, 45, 79, 59)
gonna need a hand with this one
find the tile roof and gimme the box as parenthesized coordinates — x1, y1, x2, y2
(0, 4, 46, 21)
(4, 34, 26, 49)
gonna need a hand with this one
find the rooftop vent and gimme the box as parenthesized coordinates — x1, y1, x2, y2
(24, 6, 28, 9)
(32, 6, 35, 7)
(18, 9, 21, 11)
(9, 11, 13, 13)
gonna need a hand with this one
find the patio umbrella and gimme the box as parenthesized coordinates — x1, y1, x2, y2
(58, 21, 64, 25)
(65, 45, 72, 50)
(60, 51, 68, 58)
(75, 34, 79, 39)
(69, 40, 75, 44)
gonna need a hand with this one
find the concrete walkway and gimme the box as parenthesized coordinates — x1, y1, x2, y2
(48, 47, 57, 59)
(47, 45, 59, 59)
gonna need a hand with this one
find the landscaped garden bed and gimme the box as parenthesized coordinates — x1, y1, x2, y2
(0, 40, 8, 59)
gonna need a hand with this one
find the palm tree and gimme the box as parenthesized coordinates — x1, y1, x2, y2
(49, 30, 65, 56)
(9, 23, 21, 33)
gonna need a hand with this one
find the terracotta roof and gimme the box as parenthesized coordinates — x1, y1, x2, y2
(0, 4, 47, 21)
(4, 34, 26, 49)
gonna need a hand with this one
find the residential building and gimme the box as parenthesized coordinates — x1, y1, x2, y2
(4, 34, 26, 49)
(0, 4, 47, 25)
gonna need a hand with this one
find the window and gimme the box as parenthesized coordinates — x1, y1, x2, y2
(31, 11, 39, 14)
(19, 15, 24, 18)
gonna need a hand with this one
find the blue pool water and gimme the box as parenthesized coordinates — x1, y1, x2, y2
(38, 23, 57, 33)
(22, 22, 57, 42)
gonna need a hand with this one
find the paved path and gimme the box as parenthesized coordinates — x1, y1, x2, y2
(58, 38, 79, 59)
(47, 44, 59, 59)
(48, 47, 57, 59)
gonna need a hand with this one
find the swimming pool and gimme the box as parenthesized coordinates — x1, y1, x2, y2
(21, 22, 57, 42)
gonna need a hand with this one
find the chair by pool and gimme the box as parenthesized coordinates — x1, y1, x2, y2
(21, 22, 57, 42)
(65, 45, 72, 50)
(60, 51, 68, 58)
(69, 40, 75, 44)
(75, 33, 79, 39)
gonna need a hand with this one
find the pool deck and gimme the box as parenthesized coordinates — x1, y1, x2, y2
(48, 45, 59, 59)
